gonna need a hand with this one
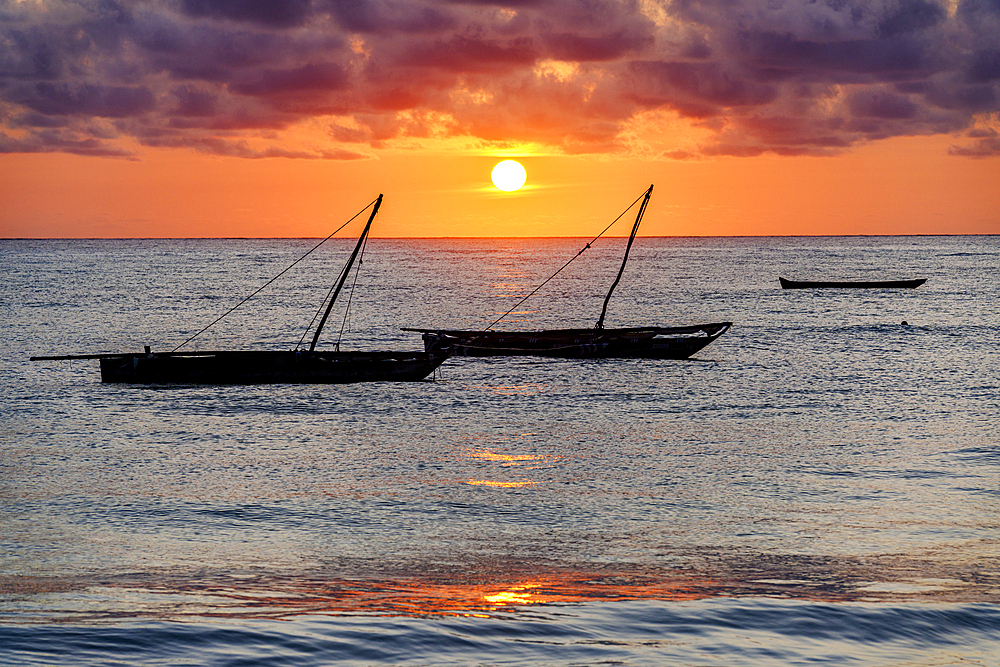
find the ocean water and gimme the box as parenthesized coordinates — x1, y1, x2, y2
(1, 235, 998, 666)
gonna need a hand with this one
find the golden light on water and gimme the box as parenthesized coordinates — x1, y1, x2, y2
(483, 585, 540, 605)
(466, 451, 544, 464)
(465, 479, 535, 488)
(15, 559, 989, 622)
(462, 447, 547, 487)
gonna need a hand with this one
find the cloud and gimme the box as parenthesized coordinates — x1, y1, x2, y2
(12, 82, 157, 117)
(949, 126, 1000, 157)
(0, 0, 997, 159)
(179, 0, 314, 28)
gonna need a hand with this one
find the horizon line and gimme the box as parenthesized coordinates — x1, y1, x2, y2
(3, 233, 996, 241)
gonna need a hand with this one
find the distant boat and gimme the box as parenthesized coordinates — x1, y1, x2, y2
(405, 185, 731, 359)
(31, 195, 449, 384)
(779, 277, 927, 289)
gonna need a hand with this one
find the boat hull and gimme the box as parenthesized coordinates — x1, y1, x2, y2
(98, 350, 449, 384)
(779, 277, 926, 289)
(409, 323, 731, 359)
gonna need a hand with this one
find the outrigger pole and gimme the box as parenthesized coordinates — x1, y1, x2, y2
(596, 184, 652, 330)
(309, 193, 383, 352)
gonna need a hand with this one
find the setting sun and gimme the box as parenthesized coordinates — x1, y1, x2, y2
(491, 160, 527, 192)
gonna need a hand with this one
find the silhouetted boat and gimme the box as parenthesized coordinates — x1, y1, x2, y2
(404, 323, 731, 359)
(29, 349, 449, 384)
(405, 185, 731, 359)
(779, 277, 926, 289)
(31, 195, 449, 384)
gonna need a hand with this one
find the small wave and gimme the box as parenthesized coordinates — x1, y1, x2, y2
(2, 600, 998, 666)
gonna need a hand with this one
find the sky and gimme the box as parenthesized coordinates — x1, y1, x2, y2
(1, 0, 998, 238)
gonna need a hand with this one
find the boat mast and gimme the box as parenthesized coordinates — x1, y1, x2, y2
(309, 193, 383, 352)
(596, 184, 652, 330)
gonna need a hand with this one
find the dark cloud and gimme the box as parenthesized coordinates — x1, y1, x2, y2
(14, 82, 156, 117)
(541, 28, 653, 61)
(0, 0, 997, 159)
(0, 128, 137, 158)
(401, 35, 539, 72)
(629, 61, 779, 112)
(170, 84, 218, 116)
(958, 0, 1000, 26)
(180, 0, 313, 27)
(736, 32, 940, 80)
(231, 61, 351, 98)
(949, 128, 1000, 156)
(878, 0, 946, 37)
(322, 0, 459, 34)
(847, 89, 919, 120)
(968, 49, 1000, 83)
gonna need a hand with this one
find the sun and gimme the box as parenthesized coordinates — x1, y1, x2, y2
(491, 160, 527, 192)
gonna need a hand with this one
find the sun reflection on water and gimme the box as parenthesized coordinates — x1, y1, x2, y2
(465, 479, 536, 488)
(465, 450, 546, 465)
(483, 584, 541, 605)
(7, 560, 992, 623)
(460, 446, 554, 488)
(467, 383, 548, 395)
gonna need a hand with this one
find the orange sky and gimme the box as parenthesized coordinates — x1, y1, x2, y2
(2, 135, 997, 237)
(1, 0, 998, 238)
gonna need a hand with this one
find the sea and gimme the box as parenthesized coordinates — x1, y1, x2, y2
(1, 235, 998, 666)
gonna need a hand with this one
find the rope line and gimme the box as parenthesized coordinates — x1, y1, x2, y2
(481, 188, 649, 332)
(335, 233, 369, 350)
(297, 261, 345, 350)
(172, 197, 380, 352)
(296, 199, 381, 350)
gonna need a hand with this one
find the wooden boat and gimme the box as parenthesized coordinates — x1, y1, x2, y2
(404, 323, 731, 359)
(31, 195, 449, 384)
(779, 277, 926, 289)
(31, 349, 448, 384)
(404, 185, 731, 359)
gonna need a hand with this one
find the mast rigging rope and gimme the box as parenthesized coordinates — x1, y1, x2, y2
(481, 187, 650, 332)
(172, 196, 380, 352)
